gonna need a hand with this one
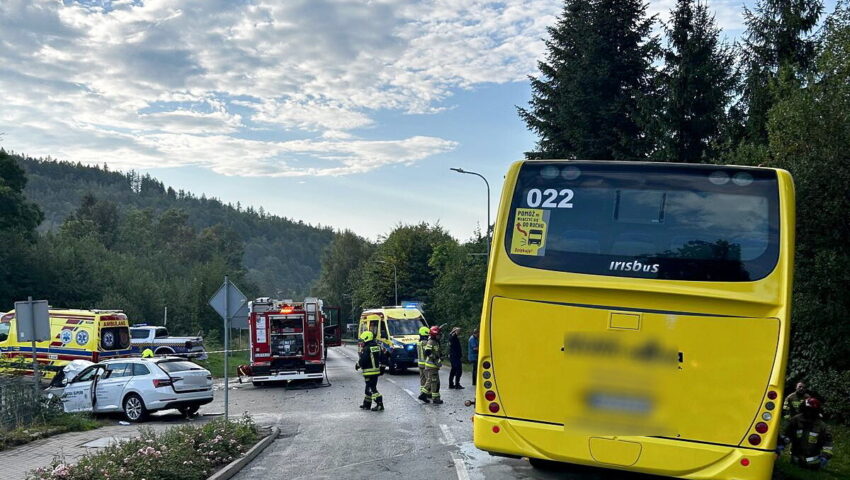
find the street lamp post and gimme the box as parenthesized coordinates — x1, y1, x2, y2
(376, 260, 398, 306)
(450, 168, 491, 256)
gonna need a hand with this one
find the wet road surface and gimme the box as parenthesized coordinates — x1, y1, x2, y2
(207, 345, 666, 480)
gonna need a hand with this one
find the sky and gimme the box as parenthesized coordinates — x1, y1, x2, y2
(0, 0, 839, 240)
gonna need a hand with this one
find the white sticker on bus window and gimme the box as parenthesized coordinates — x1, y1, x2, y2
(511, 208, 549, 256)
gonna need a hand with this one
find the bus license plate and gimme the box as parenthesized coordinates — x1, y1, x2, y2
(588, 393, 652, 415)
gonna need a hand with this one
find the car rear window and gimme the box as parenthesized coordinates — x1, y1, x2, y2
(130, 329, 149, 339)
(158, 360, 203, 373)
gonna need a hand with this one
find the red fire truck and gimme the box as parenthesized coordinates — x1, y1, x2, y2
(242, 297, 341, 386)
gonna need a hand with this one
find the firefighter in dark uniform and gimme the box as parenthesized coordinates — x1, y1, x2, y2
(423, 326, 444, 405)
(416, 326, 431, 403)
(779, 397, 833, 470)
(355, 331, 384, 411)
(783, 381, 810, 419)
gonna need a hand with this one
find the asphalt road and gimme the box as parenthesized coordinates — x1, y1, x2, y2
(206, 345, 665, 480)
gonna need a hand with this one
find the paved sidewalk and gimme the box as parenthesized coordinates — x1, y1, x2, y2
(0, 414, 212, 479)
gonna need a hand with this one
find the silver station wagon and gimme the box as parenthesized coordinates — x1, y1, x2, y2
(57, 357, 214, 422)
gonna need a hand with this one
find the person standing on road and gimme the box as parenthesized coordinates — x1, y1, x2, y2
(784, 381, 810, 419)
(423, 326, 444, 404)
(448, 327, 464, 389)
(355, 331, 384, 411)
(468, 329, 479, 386)
(417, 326, 431, 403)
(778, 397, 833, 469)
(142, 348, 154, 358)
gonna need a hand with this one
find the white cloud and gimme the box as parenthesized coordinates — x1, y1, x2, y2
(0, 0, 750, 177)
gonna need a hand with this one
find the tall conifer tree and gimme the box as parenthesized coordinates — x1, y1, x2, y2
(739, 0, 823, 144)
(519, 0, 659, 160)
(658, 0, 735, 162)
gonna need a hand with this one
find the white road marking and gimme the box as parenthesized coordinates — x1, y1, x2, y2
(383, 376, 421, 402)
(450, 451, 471, 480)
(440, 423, 456, 445)
(336, 346, 421, 403)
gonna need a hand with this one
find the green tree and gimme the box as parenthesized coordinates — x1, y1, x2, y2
(353, 223, 452, 309)
(519, 0, 659, 160)
(313, 230, 374, 322)
(763, 4, 850, 419)
(739, 0, 823, 145)
(0, 149, 43, 236)
(428, 235, 487, 334)
(656, 0, 736, 162)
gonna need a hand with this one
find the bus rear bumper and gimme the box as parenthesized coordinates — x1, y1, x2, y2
(473, 414, 775, 480)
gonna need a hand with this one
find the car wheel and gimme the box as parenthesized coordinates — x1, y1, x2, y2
(123, 394, 148, 422)
(178, 405, 200, 418)
(253, 381, 266, 387)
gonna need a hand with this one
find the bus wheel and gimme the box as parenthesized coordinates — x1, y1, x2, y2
(528, 458, 565, 470)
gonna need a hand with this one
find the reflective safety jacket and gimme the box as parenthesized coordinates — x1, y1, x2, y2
(416, 335, 428, 368)
(423, 337, 442, 369)
(357, 340, 381, 376)
(782, 414, 834, 464)
(783, 391, 809, 419)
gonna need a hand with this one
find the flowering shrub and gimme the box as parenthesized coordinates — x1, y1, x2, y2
(27, 415, 259, 480)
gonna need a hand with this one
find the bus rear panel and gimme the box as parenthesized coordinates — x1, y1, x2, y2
(474, 161, 794, 480)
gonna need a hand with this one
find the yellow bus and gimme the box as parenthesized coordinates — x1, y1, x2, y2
(474, 160, 793, 480)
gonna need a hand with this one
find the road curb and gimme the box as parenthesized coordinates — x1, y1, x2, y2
(207, 426, 279, 480)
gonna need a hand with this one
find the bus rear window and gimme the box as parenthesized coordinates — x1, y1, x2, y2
(506, 162, 780, 281)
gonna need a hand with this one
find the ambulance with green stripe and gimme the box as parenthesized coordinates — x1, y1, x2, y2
(358, 306, 428, 373)
(0, 309, 133, 377)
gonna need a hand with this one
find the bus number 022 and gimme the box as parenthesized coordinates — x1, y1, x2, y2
(526, 188, 574, 208)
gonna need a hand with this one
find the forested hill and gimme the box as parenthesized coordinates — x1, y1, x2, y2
(18, 155, 335, 297)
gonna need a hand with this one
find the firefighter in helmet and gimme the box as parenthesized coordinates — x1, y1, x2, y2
(141, 348, 154, 358)
(422, 326, 444, 404)
(355, 331, 384, 411)
(417, 326, 430, 403)
(783, 381, 810, 419)
(779, 397, 833, 469)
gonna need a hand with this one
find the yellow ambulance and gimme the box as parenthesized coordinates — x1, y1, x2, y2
(0, 309, 133, 377)
(358, 306, 428, 373)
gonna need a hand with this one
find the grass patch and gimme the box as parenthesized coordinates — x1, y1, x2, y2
(774, 422, 849, 480)
(0, 413, 102, 452)
(197, 350, 250, 379)
(28, 415, 260, 480)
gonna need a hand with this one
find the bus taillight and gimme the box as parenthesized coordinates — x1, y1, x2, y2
(767, 391, 778, 400)
(755, 422, 768, 434)
(747, 434, 761, 446)
(489, 402, 500, 413)
(485, 391, 496, 401)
